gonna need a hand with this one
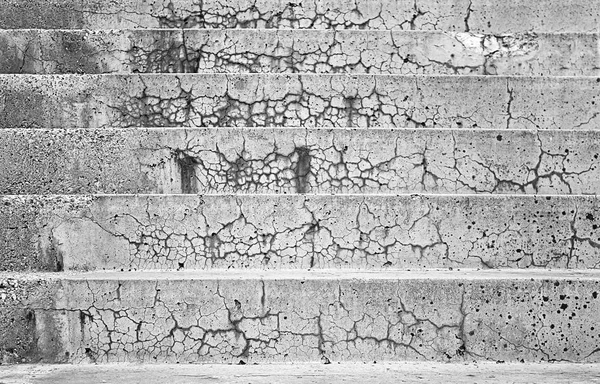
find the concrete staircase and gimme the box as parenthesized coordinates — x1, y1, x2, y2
(1, 0, 600, 378)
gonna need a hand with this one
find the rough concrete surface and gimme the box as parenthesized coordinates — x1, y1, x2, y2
(0, 30, 597, 76)
(1, 195, 599, 271)
(0, 274, 56, 364)
(2, 270, 600, 363)
(1, 0, 600, 374)
(1, 128, 600, 195)
(0, 0, 598, 32)
(1, 362, 600, 383)
(0, 74, 598, 129)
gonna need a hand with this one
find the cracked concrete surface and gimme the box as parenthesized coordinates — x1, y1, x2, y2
(2, 195, 600, 271)
(3, 270, 600, 363)
(2, 0, 600, 371)
(1, 30, 598, 76)
(0, 74, 598, 129)
(0, 0, 598, 32)
(1, 128, 600, 195)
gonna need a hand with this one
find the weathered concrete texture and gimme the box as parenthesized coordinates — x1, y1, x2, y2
(4, 363, 600, 384)
(0, 74, 598, 129)
(4, 270, 600, 363)
(0, 274, 56, 364)
(0, 0, 598, 32)
(0, 197, 88, 272)
(1, 30, 598, 76)
(2, 128, 600, 195)
(2, 195, 600, 271)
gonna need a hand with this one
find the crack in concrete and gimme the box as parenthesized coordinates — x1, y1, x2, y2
(15, 276, 600, 363)
(2, 195, 598, 271)
(0, 30, 596, 76)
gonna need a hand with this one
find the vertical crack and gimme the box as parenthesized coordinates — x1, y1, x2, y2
(464, 0, 473, 32)
(293, 146, 312, 194)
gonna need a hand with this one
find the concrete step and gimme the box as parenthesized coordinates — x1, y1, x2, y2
(3, 269, 600, 363)
(0, 0, 597, 33)
(1, 30, 598, 76)
(1, 128, 600, 195)
(0, 74, 598, 129)
(2, 194, 599, 272)
(2, 362, 600, 383)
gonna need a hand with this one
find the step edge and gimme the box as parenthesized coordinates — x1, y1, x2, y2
(3, 269, 600, 281)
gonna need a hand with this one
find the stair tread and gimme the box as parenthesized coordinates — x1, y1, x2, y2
(2, 126, 599, 131)
(3, 28, 600, 34)
(5, 269, 600, 281)
(1, 362, 600, 384)
(4, 73, 599, 78)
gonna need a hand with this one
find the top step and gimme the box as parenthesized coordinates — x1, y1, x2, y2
(0, 0, 598, 33)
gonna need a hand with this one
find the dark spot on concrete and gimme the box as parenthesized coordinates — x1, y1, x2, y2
(293, 146, 312, 194)
(176, 150, 198, 194)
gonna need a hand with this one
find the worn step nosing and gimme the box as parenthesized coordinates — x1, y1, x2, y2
(4, 29, 600, 35)
(1, 193, 599, 198)
(3, 126, 600, 132)
(4, 73, 600, 79)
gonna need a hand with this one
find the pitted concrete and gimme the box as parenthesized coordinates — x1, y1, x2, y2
(0, 274, 55, 364)
(2, 0, 599, 371)
(3, 270, 600, 363)
(1, 195, 600, 271)
(0, 74, 598, 129)
(1, 128, 600, 195)
(1, 30, 598, 76)
(3, 362, 600, 384)
(0, 0, 598, 32)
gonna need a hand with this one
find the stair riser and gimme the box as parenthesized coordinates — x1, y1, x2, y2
(2, 128, 600, 195)
(1, 30, 597, 76)
(2, 195, 599, 271)
(0, 0, 597, 32)
(1, 75, 598, 129)
(5, 275, 600, 363)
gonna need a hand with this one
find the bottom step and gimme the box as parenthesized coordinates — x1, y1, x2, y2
(1, 363, 600, 384)
(2, 270, 600, 364)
